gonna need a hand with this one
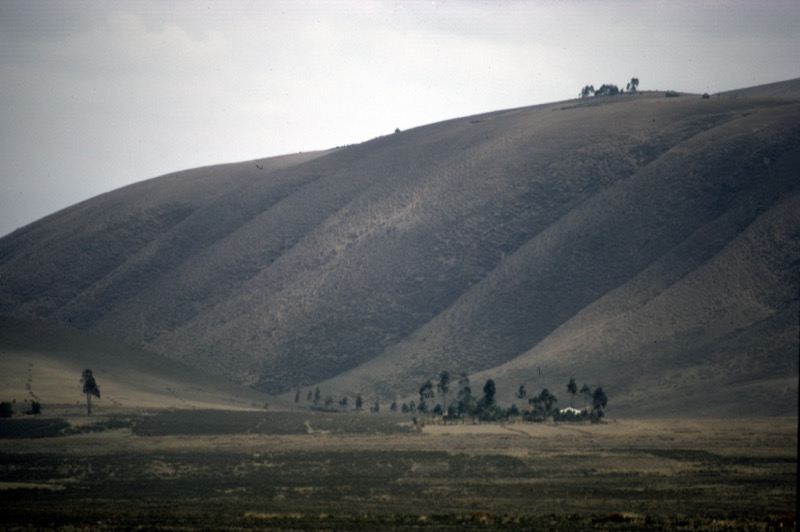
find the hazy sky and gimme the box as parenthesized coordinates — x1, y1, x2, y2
(1, 1, 798, 237)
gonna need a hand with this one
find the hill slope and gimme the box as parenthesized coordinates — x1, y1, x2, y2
(1, 80, 798, 416)
(0, 316, 274, 411)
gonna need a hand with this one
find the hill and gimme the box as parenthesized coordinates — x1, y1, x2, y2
(0, 316, 274, 412)
(1, 80, 798, 417)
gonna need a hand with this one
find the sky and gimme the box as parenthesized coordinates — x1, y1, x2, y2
(1, 1, 798, 237)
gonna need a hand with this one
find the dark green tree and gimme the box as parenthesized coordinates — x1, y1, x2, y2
(538, 388, 557, 418)
(595, 83, 619, 96)
(567, 378, 578, 407)
(626, 77, 639, 92)
(482, 379, 496, 405)
(437, 371, 451, 413)
(355, 393, 364, 411)
(294, 389, 300, 403)
(419, 380, 435, 414)
(580, 84, 595, 98)
(591, 386, 608, 421)
(339, 396, 349, 410)
(81, 369, 100, 416)
(0, 401, 12, 418)
(313, 387, 321, 406)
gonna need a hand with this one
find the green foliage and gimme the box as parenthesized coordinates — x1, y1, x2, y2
(567, 378, 578, 407)
(580, 84, 595, 98)
(418, 380, 434, 413)
(595, 83, 620, 96)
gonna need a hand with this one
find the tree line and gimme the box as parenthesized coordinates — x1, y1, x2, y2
(580, 77, 639, 98)
(296, 372, 609, 423)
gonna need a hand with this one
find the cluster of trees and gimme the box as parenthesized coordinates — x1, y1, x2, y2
(580, 77, 639, 98)
(405, 372, 607, 423)
(297, 372, 609, 423)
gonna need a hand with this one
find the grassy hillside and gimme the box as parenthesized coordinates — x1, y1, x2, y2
(0, 316, 273, 412)
(1, 80, 798, 417)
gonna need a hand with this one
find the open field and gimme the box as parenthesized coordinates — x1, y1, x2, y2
(1, 410, 796, 530)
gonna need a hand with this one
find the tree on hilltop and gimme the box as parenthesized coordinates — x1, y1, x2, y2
(626, 77, 639, 93)
(81, 369, 100, 416)
(595, 84, 620, 96)
(580, 84, 595, 98)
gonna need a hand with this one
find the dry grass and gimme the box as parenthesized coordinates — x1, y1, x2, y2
(0, 409, 795, 530)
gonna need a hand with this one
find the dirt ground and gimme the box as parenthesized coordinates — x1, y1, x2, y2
(0, 410, 796, 530)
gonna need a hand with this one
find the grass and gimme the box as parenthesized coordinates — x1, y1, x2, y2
(0, 410, 795, 530)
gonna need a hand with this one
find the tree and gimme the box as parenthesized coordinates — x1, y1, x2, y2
(580, 84, 595, 98)
(294, 389, 301, 403)
(626, 77, 639, 93)
(339, 396, 349, 410)
(80, 369, 100, 416)
(437, 371, 451, 413)
(355, 393, 364, 411)
(592, 386, 608, 421)
(482, 379, 496, 406)
(595, 83, 619, 96)
(419, 380, 435, 414)
(0, 401, 12, 418)
(538, 388, 557, 418)
(313, 387, 321, 407)
(567, 378, 578, 408)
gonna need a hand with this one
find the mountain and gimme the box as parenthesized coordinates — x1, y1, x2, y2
(1, 79, 798, 417)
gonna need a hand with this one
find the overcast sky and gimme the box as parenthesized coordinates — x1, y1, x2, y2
(1, 1, 798, 237)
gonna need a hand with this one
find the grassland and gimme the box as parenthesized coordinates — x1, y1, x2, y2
(1, 409, 795, 530)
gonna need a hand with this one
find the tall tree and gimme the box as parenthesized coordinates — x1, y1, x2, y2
(482, 379, 496, 405)
(437, 371, 451, 413)
(355, 393, 364, 411)
(592, 387, 608, 420)
(626, 77, 639, 92)
(80, 369, 100, 416)
(419, 380, 435, 414)
(567, 378, 578, 407)
(538, 388, 557, 417)
(580, 84, 595, 98)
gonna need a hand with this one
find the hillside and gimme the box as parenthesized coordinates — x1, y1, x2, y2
(1, 80, 798, 417)
(0, 316, 274, 411)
